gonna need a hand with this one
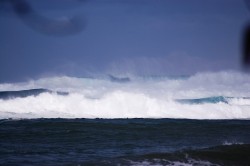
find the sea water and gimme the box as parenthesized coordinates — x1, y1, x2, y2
(0, 71, 250, 165)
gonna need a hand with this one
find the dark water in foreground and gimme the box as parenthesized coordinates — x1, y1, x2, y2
(0, 119, 250, 166)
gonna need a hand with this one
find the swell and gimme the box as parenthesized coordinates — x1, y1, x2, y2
(176, 96, 229, 104)
(176, 96, 250, 105)
(0, 88, 68, 100)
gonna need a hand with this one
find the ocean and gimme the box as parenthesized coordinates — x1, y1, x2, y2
(0, 71, 250, 165)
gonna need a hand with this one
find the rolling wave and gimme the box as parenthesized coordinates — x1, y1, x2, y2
(176, 96, 229, 104)
(0, 71, 250, 119)
(177, 96, 250, 105)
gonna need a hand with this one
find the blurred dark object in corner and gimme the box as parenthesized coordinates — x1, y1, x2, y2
(243, 24, 250, 68)
(0, 0, 85, 37)
(243, 0, 250, 69)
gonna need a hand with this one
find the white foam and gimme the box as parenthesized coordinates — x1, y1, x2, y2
(129, 158, 218, 166)
(0, 71, 250, 119)
(0, 90, 250, 119)
(227, 98, 250, 106)
(223, 141, 244, 146)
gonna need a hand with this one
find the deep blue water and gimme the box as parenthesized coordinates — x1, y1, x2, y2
(1, 118, 250, 165)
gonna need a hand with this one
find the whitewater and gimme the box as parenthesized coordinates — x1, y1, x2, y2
(1, 71, 250, 119)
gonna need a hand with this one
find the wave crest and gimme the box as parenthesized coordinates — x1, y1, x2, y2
(0, 71, 250, 119)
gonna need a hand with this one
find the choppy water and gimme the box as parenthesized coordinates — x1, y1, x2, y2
(1, 119, 250, 165)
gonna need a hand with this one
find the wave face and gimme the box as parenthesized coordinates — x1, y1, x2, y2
(0, 71, 250, 119)
(0, 89, 68, 100)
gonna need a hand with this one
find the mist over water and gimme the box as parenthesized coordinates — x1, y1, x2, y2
(0, 71, 250, 119)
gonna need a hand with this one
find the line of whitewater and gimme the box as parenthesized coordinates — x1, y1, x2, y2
(0, 71, 250, 119)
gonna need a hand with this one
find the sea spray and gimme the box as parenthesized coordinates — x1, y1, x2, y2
(0, 71, 250, 119)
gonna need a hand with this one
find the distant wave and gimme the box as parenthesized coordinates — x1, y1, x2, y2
(0, 71, 250, 119)
(108, 75, 131, 83)
(176, 96, 229, 104)
(0, 89, 68, 100)
(176, 96, 250, 105)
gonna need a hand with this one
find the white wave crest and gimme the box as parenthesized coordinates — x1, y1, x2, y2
(0, 90, 250, 119)
(0, 71, 250, 119)
(129, 158, 218, 166)
(227, 98, 250, 106)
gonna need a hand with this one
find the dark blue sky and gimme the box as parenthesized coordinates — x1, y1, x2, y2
(0, 0, 249, 82)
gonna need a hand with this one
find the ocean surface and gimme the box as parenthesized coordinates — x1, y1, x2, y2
(0, 71, 250, 165)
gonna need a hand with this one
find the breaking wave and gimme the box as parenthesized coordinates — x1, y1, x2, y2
(0, 71, 250, 119)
